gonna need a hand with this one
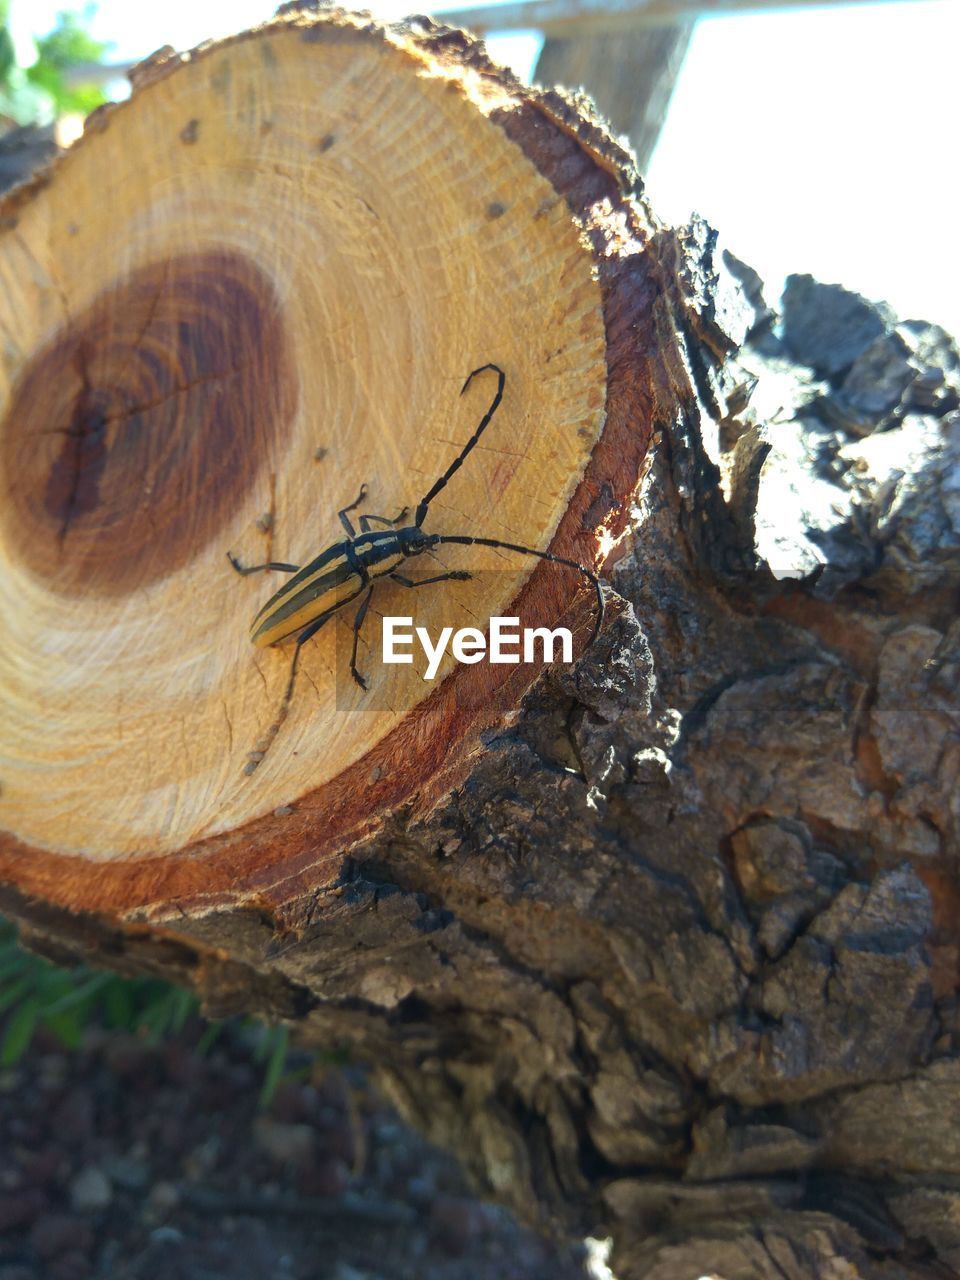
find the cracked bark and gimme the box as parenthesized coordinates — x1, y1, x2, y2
(1, 12, 959, 1278)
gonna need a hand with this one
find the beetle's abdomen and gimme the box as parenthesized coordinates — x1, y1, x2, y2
(250, 534, 404, 648)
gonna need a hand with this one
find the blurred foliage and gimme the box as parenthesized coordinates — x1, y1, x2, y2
(0, 7, 15, 89)
(0, 3, 110, 124)
(26, 10, 110, 115)
(0, 916, 297, 1106)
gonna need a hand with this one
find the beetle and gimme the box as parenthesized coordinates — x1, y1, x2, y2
(228, 364, 604, 759)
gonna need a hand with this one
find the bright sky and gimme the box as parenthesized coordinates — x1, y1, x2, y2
(9, 0, 959, 336)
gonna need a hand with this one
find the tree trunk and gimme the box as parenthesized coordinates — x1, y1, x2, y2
(533, 21, 693, 171)
(1, 12, 958, 1278)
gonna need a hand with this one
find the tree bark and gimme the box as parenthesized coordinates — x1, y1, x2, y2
(0, 123, 58, 194)
(1, 12, 958, 1278)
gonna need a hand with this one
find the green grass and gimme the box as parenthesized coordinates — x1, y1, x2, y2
(0, 916, 300, 1106)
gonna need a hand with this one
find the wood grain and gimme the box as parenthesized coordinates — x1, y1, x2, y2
(0, 12, 654, 916)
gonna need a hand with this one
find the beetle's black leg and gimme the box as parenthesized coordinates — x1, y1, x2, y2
(246, 588, 369, 777)
(227, 552, 300, 576)
(349, 585, 375, 689)
(415, 364, 504, 527)
(282, 616, 319, 700)
(245, 600, 348, 775)
(359, 506, 410, 532)
(276, 604, 345, 721)
(290, 583, 366, 694)
(339, 484, 368, 536)
(390, 570, 472, 588)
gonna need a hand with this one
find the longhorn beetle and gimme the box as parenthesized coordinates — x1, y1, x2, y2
(228, 364, 604, 762)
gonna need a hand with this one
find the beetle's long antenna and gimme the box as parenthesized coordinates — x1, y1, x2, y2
(431, 534, 605, 646)
(415, 364, 505, 527)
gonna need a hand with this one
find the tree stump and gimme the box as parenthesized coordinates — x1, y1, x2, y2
(1, 11, 958, 1279)
(0, 10, 642, 910)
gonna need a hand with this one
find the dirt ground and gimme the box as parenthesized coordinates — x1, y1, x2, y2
(0, 1019, 594, 1280)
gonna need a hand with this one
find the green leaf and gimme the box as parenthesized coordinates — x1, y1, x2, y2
(103, 979, 135, 1028)
(25, 59, 64, 99)
(66, 82, 105, 114)
(43, 1006, 84, 1050)
(169, 987, 197, 1035)
(42, 970, 112, 1016)
(137, 990, 175, 1042)
(0, 24, 15, 85)
(258, 1026, 290, 1108)
(20, 8, 112, 117)
(0, 947, 30, 981)
(0, 975, 33, 1016)
(33, 10, 108, 72)
(195, 1021, 223, 1056)
(1, 1000, 38, 1065)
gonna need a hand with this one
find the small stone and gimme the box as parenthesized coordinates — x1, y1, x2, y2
(313, 1068, 350, 1110)
(29, 1213, 94, 1261)
(102, 1036, 156, 1082)
(49, 1250, 92, 1280)
(298, 1155, 349, 1198)
(101, 1156, 149, 1191)
(0, 1265, 38, 1280)
(68, 1166, 111, 1213)
(253, 1119, 315, 1169)
(316, 1116, 356, 1168)
(146, 1181, 180, 1213)
(20, 1146, 68, 1188)
(427, 1195, 478, 1257)
(162, 1042, 203, 1089)
(0, 1187, 46, 1231)
(148, 1225, 184, 1246)
(181, 1136, 219, 1181)
(50, 1090, 95, 1143)
(37, 1054, 69, 1091)
(269, 1080, 308, 1124)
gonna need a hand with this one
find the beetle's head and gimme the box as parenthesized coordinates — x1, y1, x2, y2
(397, 527, 440, 557)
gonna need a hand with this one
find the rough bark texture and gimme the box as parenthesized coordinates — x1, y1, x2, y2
(3, 15, 960, 1280)
(0, 124, 58, 195)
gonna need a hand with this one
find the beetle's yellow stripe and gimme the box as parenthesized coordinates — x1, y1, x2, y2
(250, 534, 404, 648)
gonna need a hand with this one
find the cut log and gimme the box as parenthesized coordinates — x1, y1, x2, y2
(2, 12, 959, 1280)
(0, 11, 647, 916)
